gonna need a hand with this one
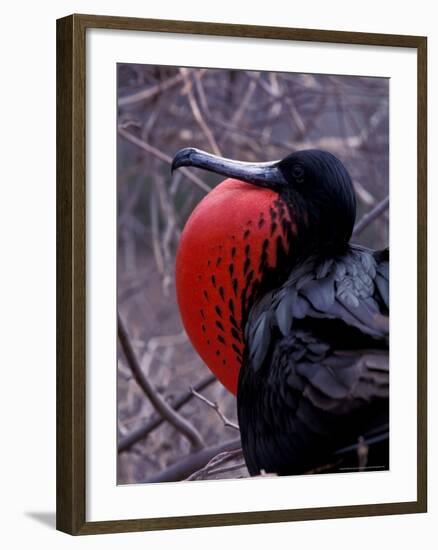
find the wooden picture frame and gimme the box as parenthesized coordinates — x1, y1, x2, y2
(56, 13, 427, 535)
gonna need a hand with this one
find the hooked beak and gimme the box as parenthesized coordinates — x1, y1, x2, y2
(172, 147, 287, 191)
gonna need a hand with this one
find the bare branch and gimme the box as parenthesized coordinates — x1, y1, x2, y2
(147, 331, 188, 352)
(118, 73, 184, 107)
(149, 190, 164, 275)
(118, 374, 216, 453)
(146, 438, 242, 483)
(186, 448, 245, 481)
(117, 313, 205, 451)
(219, 76, 257, 147)
(152, 173, 179, 295)
(354, 180, 376, 207)
(353, 195, 389, 236)
(206, 462, 248, 476)
(180, 68, 222, 156)
(190, 387, 239, 431)
(118, 127, 211, 193)
(193, 71, 211, 116)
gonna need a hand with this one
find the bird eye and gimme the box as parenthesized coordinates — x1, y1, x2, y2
(291, 164, 305, 183)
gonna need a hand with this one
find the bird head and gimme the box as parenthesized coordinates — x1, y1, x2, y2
(173, 148, 356, 256)
(172, 148, 356, 394)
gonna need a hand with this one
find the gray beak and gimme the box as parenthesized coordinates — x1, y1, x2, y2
(172, 147, 287, 190)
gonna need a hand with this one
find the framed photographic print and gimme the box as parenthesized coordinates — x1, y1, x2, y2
(56, 14, 427, 535)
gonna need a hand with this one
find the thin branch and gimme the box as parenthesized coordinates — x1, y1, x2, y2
(149, 190, 164, 275)
(352, 99, 389, 148)
(152, 174, 177, 295)
(118, 374, 216, 453)
(255, 73, 309, 140)
(353, 195, 389, 236)
(219, 76, 257, 147)
(353, 179, 376, 207)
(118, 127, 211, 193)
(193, 70, 211, 116)
(146, 438, 242, 483)
(190, 387, 240, 431)
(117, 313, 205, 451)
(118, 73, 184, 107)
(206, 462, 247, 477)
(180, 68, 222, 156)
(186, 448, 244, 481)
(147, 330, 188, 352)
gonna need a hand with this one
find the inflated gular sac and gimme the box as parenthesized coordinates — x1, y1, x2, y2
(176, 178, 295, 394)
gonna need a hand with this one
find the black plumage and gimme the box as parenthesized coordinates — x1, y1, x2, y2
(239, 246, 389, 475)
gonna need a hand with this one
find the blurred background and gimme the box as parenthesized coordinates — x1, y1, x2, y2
(117, 65, 389, 484)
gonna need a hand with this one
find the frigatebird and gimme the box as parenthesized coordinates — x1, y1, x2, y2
(172, 147, 389, 476)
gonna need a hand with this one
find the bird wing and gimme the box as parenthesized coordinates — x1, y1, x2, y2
(241, 246, 389, 474)
(246, 245, 389, 373)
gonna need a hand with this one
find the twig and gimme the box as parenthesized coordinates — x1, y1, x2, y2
(150, 190, 164, 275)
(180, 68, 222, 156)
(354, 180, 376, 207)
(206, 462, 248, 477)
(353, 195, 389, 236)
(219, 76, 257, 147)
(194, 71, 211, 116)
(118, 73, 184, 107)
(146, 438, 242, 483)
(257, 74, 309, 140)
(190, 387, 240, 431)
(117, 313, 205, 451)
(353, 99, 389, 148)
(118, 127, 211, 193)
(186, 448, 244, 481)
(147, 331, 188, 352)
(152, 174, 177, 295)
(118, 374, 217, 453)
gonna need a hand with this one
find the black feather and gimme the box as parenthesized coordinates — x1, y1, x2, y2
(238, 245, 389, 476)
